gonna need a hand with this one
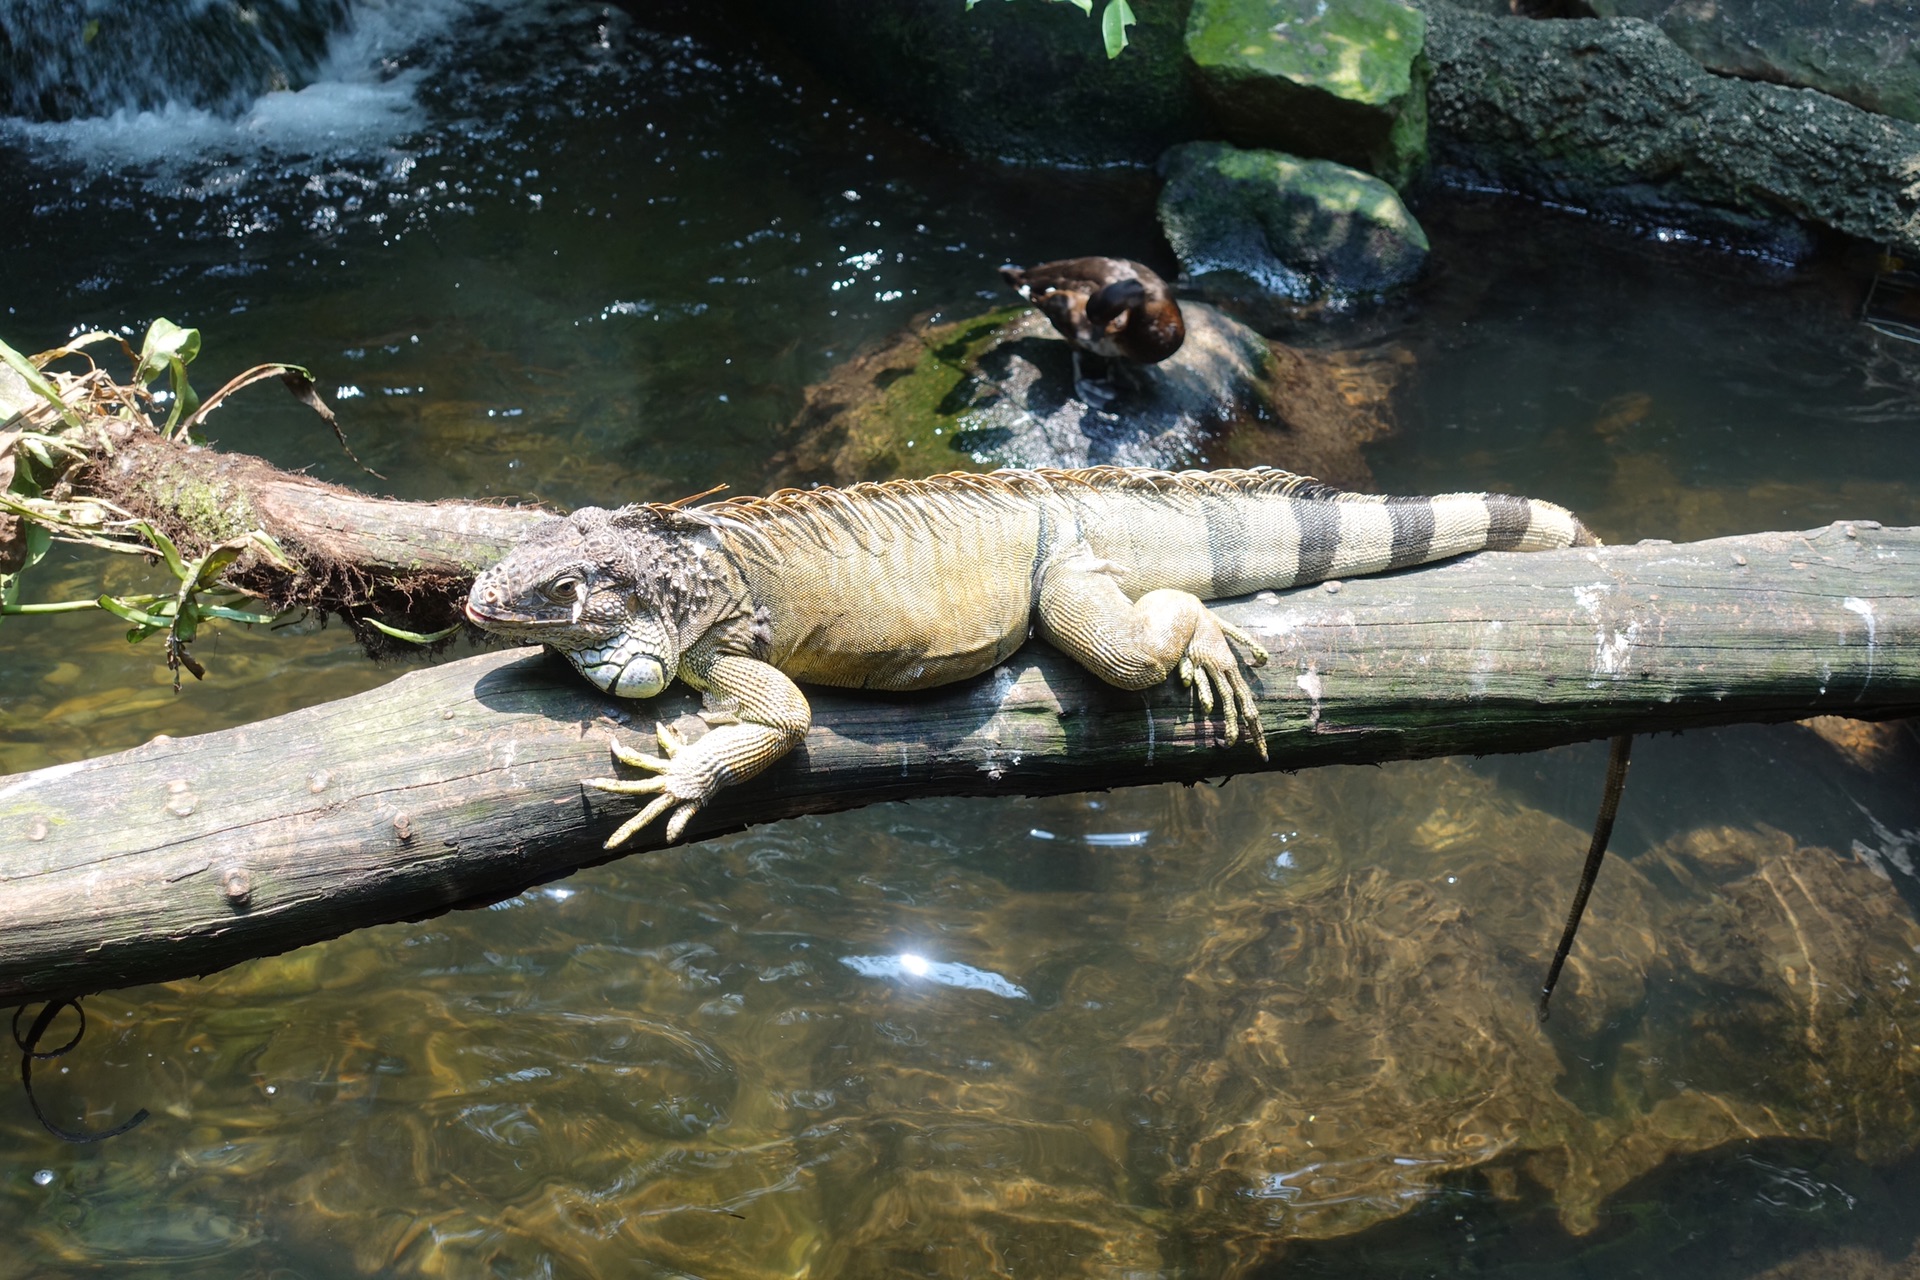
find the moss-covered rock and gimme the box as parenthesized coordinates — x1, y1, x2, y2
(740, 0, 1207, 165)
(1185, 0, 1429, 185)
(1158, 141, 1429, 309)
(1589, 0, 1920, 127)
(769, 301, 1402, 491)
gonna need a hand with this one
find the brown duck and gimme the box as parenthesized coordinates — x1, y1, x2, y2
(1000, 257, 1186, 406)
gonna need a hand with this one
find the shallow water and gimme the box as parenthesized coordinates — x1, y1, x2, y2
(5, 2, 1920, 1276)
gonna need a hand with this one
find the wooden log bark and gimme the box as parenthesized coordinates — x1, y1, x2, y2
(84, 423, 553, 580)
(3, 521, 1917, 1006)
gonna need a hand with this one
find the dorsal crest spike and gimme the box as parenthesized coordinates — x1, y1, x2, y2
(666, 482, 730, 508)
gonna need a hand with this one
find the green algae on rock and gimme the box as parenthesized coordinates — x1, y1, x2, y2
(768, 300, 1401, 492)
(1186, 0, 1429, 185)
(1158, 141, 1430, 307)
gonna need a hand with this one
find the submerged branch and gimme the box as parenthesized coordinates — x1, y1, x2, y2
(2, 521, 1916, 1005)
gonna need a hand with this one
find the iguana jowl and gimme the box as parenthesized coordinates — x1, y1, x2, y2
(465, 466, 1596, 847)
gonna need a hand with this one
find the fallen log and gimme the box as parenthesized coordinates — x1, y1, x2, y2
(73, 422, 554, 637)
(2, 520, 1917, 1005)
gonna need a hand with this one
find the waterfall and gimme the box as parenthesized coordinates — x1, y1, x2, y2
(0, 0, 358, 121)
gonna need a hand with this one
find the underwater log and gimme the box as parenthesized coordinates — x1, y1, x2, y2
(2, 520, 1917, 1004)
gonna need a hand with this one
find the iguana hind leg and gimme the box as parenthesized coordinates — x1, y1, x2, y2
(1035, 550, 1270, 758)
(586, 646, 811, 847)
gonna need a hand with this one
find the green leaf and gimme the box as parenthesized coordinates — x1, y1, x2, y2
(165, 361, 202, 431)
(134, 318, 201, 385)
(135, 319, 203, 433)
(201, 604, 279, 625)
(0, 336, 83, 429)
(248, 529, 295, 571)
(96, 594, 174, 630)
(362, 616, 462, 645)
(24, 522, 49, 570)
(131, 520, 189, 581)
(1101, 0, 1134, 57)
(2, 597, 111, 615)
(1066, 0, 1093, 13)
(190, 541, 248, 590)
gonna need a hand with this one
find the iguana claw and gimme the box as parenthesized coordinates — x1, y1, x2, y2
(586, 727, 708, 847)
(1176, 618, 1268, 760)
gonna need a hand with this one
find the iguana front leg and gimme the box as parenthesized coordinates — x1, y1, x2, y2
(586, 641, 812, 847)
(1035, 548, 1270, 758)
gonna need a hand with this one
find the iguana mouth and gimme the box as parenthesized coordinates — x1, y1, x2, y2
(462, 599, 560, 628)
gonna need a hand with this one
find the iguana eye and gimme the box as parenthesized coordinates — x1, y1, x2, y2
(543, 575, 584, 603)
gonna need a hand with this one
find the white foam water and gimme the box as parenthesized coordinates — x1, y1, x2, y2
(1, 0, 497, 167)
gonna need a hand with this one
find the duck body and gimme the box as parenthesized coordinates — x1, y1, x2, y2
(1001, 257, 1187, 370)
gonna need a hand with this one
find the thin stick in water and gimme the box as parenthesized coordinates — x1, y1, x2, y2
(1537, 733, 1634, 1021)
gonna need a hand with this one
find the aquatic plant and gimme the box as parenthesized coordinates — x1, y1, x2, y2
(966, 0, 1138, 58)
(0, 323, 331, 685)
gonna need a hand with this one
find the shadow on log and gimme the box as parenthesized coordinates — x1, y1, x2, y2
(2, 521, 1917, 1006)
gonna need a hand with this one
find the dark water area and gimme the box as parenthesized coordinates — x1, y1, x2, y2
(4, 1, 1920, 1276)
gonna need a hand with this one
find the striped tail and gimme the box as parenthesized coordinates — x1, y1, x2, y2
(1297, 489, 1599, 589)
(1054, 467, 1598, 599)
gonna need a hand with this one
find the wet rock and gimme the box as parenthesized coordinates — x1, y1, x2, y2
(1185, 0, 1430, 185)
(769, 301, 1403, 492)
(1589, 0, 1920, 127)
(1798, 715, 1920, 774)
(1415, 0, 1920, 254)
(1131, 760, 1920, 1271)
(1158, 141, 1430, 309)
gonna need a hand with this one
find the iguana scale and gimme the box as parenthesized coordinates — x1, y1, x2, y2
(465, 466, 1596, 847)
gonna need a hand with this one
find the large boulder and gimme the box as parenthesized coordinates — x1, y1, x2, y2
(1415, 0, 1920, 255)
(1589, 0, 1920, 127)
(739, 0, 1207, 165)
(1185, 0, 1429, 185)
(768, 301, 1402, 492)
(1158, 141, 1429, 310)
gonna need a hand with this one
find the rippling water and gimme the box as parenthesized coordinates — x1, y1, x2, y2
(5, 1, 1920, 1276)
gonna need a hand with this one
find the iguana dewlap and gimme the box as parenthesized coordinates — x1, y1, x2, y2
(465, 466, 1596, 847)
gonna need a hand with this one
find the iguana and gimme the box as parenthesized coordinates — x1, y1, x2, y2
(465, 466, 1597, 848)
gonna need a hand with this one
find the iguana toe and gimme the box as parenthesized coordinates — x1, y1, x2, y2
(1191, 663, 1217, 714)
(592, 727, 710, 847)
(607, 730, 672, 773)
(1218, 619, 1269, 667)
(603, 792, 679, 848)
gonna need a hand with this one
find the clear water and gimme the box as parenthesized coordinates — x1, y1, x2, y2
(4, 2, 1920, 1276)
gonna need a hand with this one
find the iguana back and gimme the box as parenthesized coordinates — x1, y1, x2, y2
(701, 466, 1594, 691)
(466, 464, 1596, 845)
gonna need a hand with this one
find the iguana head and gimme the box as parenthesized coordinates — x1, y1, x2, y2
(465, 505, 726, 699)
